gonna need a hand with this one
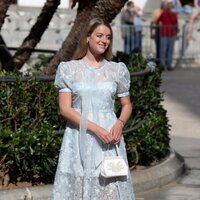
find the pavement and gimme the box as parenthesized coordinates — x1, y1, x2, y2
(136, 67, 200, 200)
(0, 67, 199, 199)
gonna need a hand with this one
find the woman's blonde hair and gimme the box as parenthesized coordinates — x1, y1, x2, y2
(72, 18, 113, 60)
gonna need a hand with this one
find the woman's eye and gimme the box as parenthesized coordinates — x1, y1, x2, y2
(96, 34, 111, 40)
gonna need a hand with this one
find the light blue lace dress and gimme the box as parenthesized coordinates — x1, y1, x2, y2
(51, 58, 135, 200)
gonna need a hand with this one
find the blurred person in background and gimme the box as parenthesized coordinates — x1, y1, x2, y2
(150, 0, 165, 63)
(157, 0, 179, 71)
(187, 0, 200, 40)
(172, 0, 183, 12)
(133, 8, 145, 51)
(120, 1, 136, 54)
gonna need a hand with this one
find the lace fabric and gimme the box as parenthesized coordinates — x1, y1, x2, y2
(52, 171, 135, 200)
(52, 59, 135, 200)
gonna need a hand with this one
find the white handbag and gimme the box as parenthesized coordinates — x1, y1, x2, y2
(100, 145, 128, 178)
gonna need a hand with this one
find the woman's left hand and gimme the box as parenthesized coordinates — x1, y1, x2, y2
(110, 120, 124, 144)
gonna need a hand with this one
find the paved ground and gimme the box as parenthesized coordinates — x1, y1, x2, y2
(136, 67, 200, 200)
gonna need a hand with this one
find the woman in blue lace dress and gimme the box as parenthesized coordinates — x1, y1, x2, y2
(51, 18, 135, 200)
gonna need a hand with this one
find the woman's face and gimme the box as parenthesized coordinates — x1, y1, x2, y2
(87, 24, 111, 56)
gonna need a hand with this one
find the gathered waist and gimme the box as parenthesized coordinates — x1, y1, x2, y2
(73, 107, 114, 113)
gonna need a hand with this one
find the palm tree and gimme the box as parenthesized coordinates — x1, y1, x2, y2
(0, 0, 11, 70)
(9, 0, 60, 71)
(0, 0, 11, 31)
(44, 0, 128, 75)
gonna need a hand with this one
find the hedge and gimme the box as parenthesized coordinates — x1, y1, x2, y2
(0, 52, 170, 184)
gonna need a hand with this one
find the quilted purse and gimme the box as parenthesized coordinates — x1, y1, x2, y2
(100, 145, 128, 178)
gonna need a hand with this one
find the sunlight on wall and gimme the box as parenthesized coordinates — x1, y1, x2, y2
(18, 0, 70, 8)
(132, 0, 161, 13)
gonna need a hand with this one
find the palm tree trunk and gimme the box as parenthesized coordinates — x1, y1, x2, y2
(0, 0, 11, 31)
(0, 0, 11, 71)
(10, 0, 60, 71)
(44, 0, 127, 75)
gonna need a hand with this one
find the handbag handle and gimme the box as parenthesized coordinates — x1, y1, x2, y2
(115, 144, 120, 156)
(106, 144, 120, 156)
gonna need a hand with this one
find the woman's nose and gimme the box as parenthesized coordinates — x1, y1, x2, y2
(101, 36, 107, 43)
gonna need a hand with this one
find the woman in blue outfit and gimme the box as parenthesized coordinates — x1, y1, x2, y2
(51, 18, 135, 200)
(187, 0, 200, 40)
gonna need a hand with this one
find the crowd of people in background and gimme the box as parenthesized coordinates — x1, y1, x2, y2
(120, 0, 200, 70)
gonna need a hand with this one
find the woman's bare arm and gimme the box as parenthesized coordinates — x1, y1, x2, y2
(58, 92, 113, 143)
(110, 96, 132, 144)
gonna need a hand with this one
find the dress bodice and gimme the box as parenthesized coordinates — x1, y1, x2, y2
(55, 58, 130, 113)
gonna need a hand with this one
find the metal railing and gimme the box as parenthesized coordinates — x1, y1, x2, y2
(114, 23, 200, 61)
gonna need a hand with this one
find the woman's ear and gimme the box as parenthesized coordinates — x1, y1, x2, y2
(87, 34, 91, 43)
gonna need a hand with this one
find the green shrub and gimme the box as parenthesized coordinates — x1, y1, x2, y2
(0, 75, 64, 184)
(0, 51, 170, 184)
(0, 76, 65, 132)
(0, 125, 62, 184)
(113, 51, 170, 166)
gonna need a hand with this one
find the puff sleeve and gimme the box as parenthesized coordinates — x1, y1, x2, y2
(54, 62, 72, 93)
(116, 62, 130, 97)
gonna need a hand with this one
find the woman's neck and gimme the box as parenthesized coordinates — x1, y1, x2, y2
(84, 53, 103, 67)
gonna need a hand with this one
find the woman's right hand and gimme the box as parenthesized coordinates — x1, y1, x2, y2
(95, 127, 113, 144)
